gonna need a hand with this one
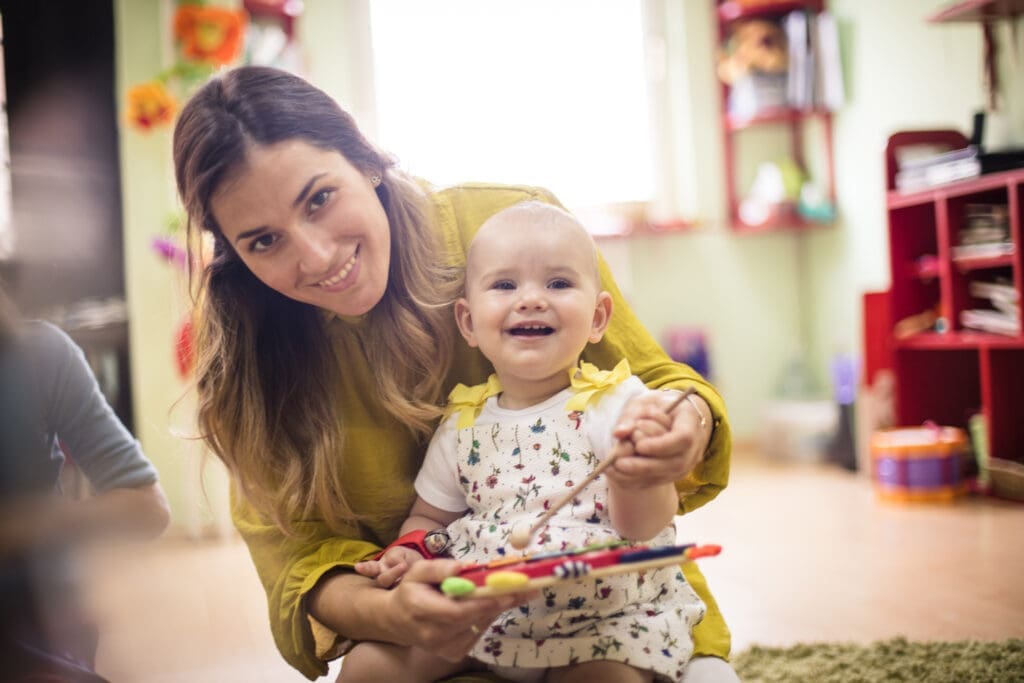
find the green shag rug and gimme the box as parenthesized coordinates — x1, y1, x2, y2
(733, 636, 1024, 682)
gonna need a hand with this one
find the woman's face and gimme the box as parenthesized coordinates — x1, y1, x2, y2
(210, 140, 391, 317)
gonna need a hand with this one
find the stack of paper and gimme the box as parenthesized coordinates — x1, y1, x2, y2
(960, 278, 1020, 336)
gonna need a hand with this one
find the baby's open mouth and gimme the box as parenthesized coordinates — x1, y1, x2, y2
(508, 324, 554, 337)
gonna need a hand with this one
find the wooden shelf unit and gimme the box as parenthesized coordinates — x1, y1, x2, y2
(714, 0, 836, 232)
(884, 130, 1024, 464)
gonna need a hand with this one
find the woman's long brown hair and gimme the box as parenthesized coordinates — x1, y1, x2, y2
(173, 66, 457, 534)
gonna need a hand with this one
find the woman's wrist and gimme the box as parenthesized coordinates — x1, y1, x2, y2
(307, 569, 394, 644)
(662, 388, 715, 455)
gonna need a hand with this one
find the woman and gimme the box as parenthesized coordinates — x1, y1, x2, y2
(0, 286, 171, 680)
(172, 65, 735, 682)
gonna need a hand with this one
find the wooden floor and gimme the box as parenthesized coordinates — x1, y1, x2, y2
(82, 449, 1024, 682)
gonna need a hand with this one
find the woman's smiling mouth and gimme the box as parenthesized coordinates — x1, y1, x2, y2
(317, 248, 358, 288)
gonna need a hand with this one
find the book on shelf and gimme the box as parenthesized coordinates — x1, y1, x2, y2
(960, 203, 1009, 244)
(782, 10, 843, 112)
(951, 241, 1015, 260)
(969, 279, 1018, 303)
(895, 145, 1024, 193)
(727, 72, 788, 121)
(960, 308, 1020, 337)
(969, 279, 1019, 318)
(814, 11, 844, 111)
(784, 10, 811, 110)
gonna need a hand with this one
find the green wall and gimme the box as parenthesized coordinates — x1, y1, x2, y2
(115, 0, 190, 527)
(114, 0, 234, 534)
(803, 0, 988, 396)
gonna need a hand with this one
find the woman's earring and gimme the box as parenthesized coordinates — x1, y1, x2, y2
(370, 174, 382, 187)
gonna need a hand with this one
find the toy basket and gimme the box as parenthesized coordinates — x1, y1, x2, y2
(870, 425, 969, 502)
(988, 457, 1024, 502)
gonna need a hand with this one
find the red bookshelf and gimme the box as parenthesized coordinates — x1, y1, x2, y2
(884, 130, 1024, 464)
(927, 0, 1024, 23)
(714, 1, 836, 232)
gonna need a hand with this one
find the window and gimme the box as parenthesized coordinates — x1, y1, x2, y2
(368, 0, 655, 217)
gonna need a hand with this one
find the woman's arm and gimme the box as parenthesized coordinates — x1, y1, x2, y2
(582, 254, 731, 514)
(307, 558, 524, 663)
(0, 323, 171, 559)
(33, 322, 163, 492)
(0, 483, 169, 559)
(232, 490, 533, 677)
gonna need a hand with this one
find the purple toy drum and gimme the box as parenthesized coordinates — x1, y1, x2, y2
(870, 425, 969, 502)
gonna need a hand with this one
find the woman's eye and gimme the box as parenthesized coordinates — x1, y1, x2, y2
(308, 188, 334, 213)
(250, 233, 277, 253)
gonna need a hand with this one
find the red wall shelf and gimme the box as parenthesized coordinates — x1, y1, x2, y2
(955, 253, 1017, 271)
(714, 1, 837, 231)
(724, 107, 832, 131)
(928, 0, 1024, 23)
(896, 331, 1024, 350)
(883, 130, 1024, 464)
(718, 0, 825, 23)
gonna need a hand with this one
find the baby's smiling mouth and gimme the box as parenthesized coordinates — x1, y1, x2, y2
(508, 324, 554, 337)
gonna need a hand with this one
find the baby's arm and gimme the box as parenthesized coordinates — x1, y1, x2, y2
(605, 392, 680, 542)
(354, 497, 465, 588)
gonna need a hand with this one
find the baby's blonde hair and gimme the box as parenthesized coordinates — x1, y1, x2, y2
(467, 200, 600, 285)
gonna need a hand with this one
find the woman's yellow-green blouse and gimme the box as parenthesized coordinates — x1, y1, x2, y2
(230, 183, 732, 680)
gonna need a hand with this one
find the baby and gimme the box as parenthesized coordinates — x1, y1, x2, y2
(342, 201, 706, 683)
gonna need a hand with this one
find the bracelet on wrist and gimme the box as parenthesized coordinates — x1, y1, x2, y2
(373, 528, 452, 560)
(662, 388, 714, 446)
(684, 393, 708, 430)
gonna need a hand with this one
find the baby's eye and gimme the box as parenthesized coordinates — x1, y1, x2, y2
(549, 278, 573, 289)
(250, 233, 278, 253)
(308, 188, 334, 213)
(491, 280, 516, 291)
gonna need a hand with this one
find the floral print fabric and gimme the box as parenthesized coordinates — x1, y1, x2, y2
(428, 384, 705, 681)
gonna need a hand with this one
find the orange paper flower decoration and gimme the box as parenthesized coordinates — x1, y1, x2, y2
(125, 81, 177, 132)
(174, 5, 248, 66)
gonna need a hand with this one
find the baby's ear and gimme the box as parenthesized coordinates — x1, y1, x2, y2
(454, 298, 479, 347)
(589, 291, 613, 343)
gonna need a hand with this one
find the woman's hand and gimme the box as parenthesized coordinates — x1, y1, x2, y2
(310, 558, 536, 662)
(608, 390, 712, 490)
(382, 559, 534, 661)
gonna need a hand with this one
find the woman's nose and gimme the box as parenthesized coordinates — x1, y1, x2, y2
(294, 226, 333, 275)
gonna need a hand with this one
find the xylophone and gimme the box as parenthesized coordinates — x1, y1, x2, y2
(440, 541, 721, 599)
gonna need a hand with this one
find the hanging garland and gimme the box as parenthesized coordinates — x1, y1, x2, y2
(125, 1, 248, 133)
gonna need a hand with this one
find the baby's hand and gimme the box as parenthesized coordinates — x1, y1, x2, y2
(609, 389, 707, 490)
(354, 546, 425, 588)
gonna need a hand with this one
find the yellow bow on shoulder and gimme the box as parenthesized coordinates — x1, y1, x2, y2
(446, 374, 503, 429)
(565, 358, 632, 412)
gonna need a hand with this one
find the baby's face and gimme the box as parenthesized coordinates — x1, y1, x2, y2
(457, 214, 610, 401)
